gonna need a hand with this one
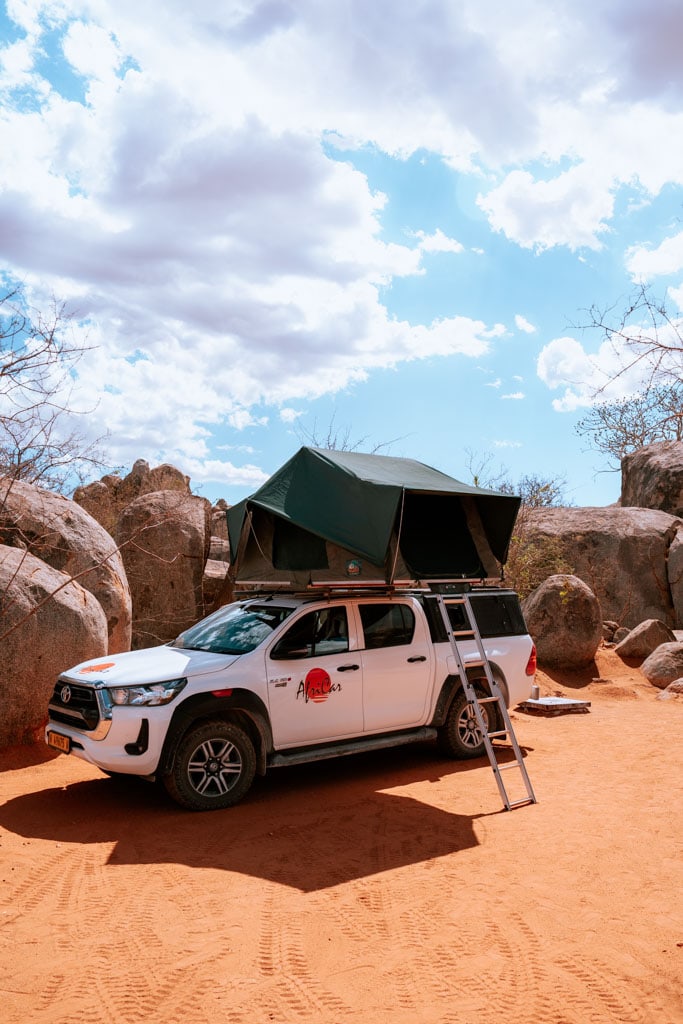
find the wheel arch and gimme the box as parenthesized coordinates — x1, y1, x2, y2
(158, 689, 273, 778)
(430, 663, 509, 728)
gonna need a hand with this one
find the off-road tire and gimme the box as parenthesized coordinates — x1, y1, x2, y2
(437, 687, 494, 760)
(163, 719, 256, 811)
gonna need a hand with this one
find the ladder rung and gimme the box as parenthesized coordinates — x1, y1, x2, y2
(507, 798, 535, 809)
(466, 660, 485, 669)
(475, 696, 499, 704)
(497, 762, 523, 771)
(452, 629, 474, 637)
(487, 730, 507, 738)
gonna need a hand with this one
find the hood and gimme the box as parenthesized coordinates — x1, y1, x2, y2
(61, 644, 240, 686)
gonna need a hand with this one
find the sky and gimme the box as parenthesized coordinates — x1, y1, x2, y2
(2, 0, 683, 508)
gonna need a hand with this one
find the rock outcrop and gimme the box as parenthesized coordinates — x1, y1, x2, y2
(669, 529, 683, 627)
(0, 545, 108, 746)
(74, 459, 191, 532)
(621, 440, 683, 517)
(522, 574, 602, 669)
(211, 501, 229, 541)
(0, 477, 132, 653)
(203, 558, 229, 614)
(115, 490, 211, 648)
(614, 619, 676, 661)
(523, 506, 681, 628)
(640, 642, 683, 689)
(208, 536, 230, 562)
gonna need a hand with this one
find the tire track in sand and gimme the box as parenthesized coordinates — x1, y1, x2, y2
(255, 887, 353, 1023)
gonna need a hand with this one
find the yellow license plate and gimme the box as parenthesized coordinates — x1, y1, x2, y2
(47, 731, 71, 754)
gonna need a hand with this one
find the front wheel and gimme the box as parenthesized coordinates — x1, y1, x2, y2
(437, 688, 494, 760)
(163, 719, 256, 811)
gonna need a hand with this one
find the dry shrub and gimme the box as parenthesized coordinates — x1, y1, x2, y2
(503, 529, 573, 600)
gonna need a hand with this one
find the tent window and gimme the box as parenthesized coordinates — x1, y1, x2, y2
(272, 517, 329, 571)
(399, 493, 484, 578)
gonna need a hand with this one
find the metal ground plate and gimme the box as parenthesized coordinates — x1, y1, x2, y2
(518, 696, 591, 716)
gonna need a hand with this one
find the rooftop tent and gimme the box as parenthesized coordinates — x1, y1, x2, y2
(227, 447, 521, 586)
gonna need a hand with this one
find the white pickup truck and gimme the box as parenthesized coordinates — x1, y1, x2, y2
(46, 587, 536, 810)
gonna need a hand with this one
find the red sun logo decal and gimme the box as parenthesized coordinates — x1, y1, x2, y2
(304, 667, 332, 703)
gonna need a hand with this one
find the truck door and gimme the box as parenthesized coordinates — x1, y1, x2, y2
(356, 600, 433, 733)
(266, 604, 364, 747)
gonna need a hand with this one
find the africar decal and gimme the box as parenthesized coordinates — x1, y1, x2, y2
(296, 667, 342, 704)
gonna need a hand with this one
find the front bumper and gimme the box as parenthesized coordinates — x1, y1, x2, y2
(45, 700, 170, 777)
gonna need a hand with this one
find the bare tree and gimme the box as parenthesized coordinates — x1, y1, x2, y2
(569, 285, 683, 469)
(296, 413, 402, 453)
(0, 286, 105, 492)
(580, 283, 683, 393)
(576, 381, 683, 469)
(464, 448, 568, 508)
(464, 447, 511, 491)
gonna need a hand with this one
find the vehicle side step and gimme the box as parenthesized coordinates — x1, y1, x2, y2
(269, 727, 438, 767)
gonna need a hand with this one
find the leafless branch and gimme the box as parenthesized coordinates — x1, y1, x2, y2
(1, 285, 107, 493)
(575, 283, 683, 395)
(575, 381, 683, 469)
(296, 413, 404, 454)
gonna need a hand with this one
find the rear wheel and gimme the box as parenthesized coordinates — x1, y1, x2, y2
(437, 688, 494, 759)
(163, 719, 256, 811)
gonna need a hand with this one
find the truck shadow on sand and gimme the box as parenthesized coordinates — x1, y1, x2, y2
(0, 743, 532, 892)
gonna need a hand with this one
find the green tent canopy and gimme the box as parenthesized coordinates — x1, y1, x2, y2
(227, 447, 521, 586)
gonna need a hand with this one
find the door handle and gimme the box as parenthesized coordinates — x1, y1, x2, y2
(337, 664, 360, 672)
(407, 655, 427, 663)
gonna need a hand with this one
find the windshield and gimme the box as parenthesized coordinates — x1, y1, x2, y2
(172, 602, 294, 655)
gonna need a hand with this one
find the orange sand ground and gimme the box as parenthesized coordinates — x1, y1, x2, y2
(1, 646, 682, 1024)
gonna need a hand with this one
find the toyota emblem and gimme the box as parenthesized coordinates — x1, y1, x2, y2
(60, 685, 72, 704)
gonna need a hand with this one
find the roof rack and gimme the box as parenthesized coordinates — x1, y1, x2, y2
(232, 577, 505, 600)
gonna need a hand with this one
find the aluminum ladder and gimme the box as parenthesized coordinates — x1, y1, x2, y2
(430, 591, 537, 811)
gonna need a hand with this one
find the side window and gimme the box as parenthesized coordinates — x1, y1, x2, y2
(270, 607, 349, 659)
(359, 604, 415, 650)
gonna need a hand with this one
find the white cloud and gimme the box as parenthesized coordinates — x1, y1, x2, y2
(535, 330, 676, 411)
(3, 0, 683, 480)
(178, 457, 269, 488)
(62, 21, 123, 82)
(478, 164, 615, 251)
(493, 439, 522, 449)
(0, 37, 36, 91)
(626, 231, 683, 280)
(412, 228, 464, 255)
(537, 337, 595, 409)
(666, 281, 683, 309)
(501, 391, 525, 400)
(279, 407, 302, 424)
(228, 410, 269, 431)
(514, 314, 536, 334)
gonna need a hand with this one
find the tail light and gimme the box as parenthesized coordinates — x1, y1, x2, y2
(525, 644, 537, 676)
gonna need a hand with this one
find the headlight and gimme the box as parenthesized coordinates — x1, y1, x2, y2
(106, 678, 187, 707)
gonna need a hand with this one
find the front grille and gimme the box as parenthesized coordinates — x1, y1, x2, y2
(48, 680, 101, 731)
